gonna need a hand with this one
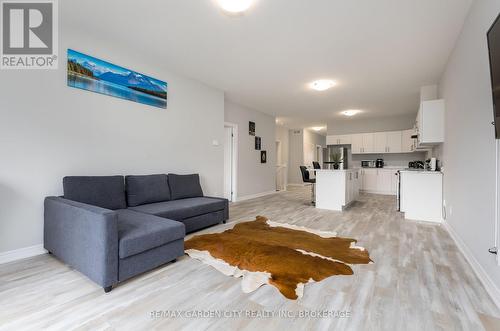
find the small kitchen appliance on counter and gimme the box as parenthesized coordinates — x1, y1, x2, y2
(361, 160, 376, 168)
(408, 160, 425, 169)
(425, 158, 439, 171)
(376, 159, 384, 168)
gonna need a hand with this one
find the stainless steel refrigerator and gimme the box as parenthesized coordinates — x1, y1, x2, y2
(323, 146, 349, 170)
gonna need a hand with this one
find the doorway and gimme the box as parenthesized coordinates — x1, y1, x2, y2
(224, 123, 237, 202)
(316, 145, 323, 165)
(275, 140, 286, 191)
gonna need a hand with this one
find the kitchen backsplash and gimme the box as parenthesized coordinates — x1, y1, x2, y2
(350, 151, 426, 168)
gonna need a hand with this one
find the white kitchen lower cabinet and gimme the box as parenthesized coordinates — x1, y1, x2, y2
(361, 169, 377, 192)
(360, 168, 400, 195)
(399, 171, 443, 223)
(315, 169, 360, 211)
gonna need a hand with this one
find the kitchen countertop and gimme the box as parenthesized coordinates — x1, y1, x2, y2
(399, 169, 443, 174)
(316, 169, 359, 172)
(353, 166, 404, 170)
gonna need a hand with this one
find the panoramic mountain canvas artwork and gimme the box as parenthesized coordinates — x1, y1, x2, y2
(67, 49, 167, 109)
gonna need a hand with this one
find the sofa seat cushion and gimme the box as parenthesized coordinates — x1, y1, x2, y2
(117, 210, 185, 259)
(126, 174, 170, 207)
(129, 197, 226, 220)
(63, 176, 126, 210)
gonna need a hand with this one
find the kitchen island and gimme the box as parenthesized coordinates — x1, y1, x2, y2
(315, 169, 360, 211)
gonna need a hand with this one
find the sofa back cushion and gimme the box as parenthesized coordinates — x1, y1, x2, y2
(125, 174, 171, 207)
(63, 176, 126, 210)
(168, 174, 203, 200)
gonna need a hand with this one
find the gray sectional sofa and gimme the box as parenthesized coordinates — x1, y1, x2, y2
(44, 174, 228, 293)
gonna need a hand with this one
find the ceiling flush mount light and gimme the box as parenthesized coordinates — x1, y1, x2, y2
(341, 109, 362, 117)
(310, 79, 337, 91)
(216, 0, 253, 13)
(312, 127, 324, 132)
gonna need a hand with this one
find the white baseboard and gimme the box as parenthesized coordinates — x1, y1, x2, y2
(360, 189, 395, 196)
(0, 244, 47, 265)
(287, 183, 308, 187)
(234, 190, 280, 202)
(442, 220, 500, 309)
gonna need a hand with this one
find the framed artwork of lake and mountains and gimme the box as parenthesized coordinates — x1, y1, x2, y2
(67, 49, 167, 109)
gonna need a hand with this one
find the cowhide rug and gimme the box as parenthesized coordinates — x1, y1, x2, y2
(185, 216, 372, 300)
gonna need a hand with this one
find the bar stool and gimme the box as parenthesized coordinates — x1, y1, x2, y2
(300, 166, 316, 205)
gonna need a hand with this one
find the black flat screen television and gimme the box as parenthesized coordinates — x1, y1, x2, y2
(487, 13, 500, 139)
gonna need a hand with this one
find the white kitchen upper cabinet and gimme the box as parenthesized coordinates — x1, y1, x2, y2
(327, 135, 352, 145)
(326, 135, 338, 145)
(351, 134, 363, 154)
(338, 135, 352, 145)
(401, 129, 415, 153)
(386, 131, 402, 153)
(332, 129, 417, 154)
(417, 99, 445, 145)
(362, 133, 374, 153)
(373, 132, 387, 153)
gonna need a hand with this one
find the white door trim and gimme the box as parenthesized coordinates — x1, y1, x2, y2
(316, 144, 323, 165)
(224, 122, 238, 202)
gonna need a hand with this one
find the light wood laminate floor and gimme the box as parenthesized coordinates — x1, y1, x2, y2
(1, 186, 499, 330)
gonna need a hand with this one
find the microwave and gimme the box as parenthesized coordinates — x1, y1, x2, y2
(361, 160, 376, 168)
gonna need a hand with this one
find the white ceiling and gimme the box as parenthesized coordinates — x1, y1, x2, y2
(64, 0, 473, 133)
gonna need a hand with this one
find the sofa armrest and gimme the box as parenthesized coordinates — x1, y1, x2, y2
(44, 197, 119, 288)
(204, 196, 229, 221)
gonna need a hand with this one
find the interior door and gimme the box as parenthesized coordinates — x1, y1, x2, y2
(223, 126, 233, 201)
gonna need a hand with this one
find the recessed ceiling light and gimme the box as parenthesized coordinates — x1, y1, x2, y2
(216, 0, 253, 13)
(341, 109, 362, 117)
(310, 80, 337, 91)
(312, 127, 324, 132)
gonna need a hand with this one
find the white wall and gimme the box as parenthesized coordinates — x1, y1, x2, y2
(439, 0, 500, 298)
(303, 129, 326, 166)
(287, 129, 326, 184)
(327, 114, 415, 135)
(288, 129, 305, 184)
(224, 101, 276, 199)
(0, 27, 225, 254)
(275, 125, 289, 166)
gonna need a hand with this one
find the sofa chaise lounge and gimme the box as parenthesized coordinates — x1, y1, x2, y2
(44, 174, 228, 292)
